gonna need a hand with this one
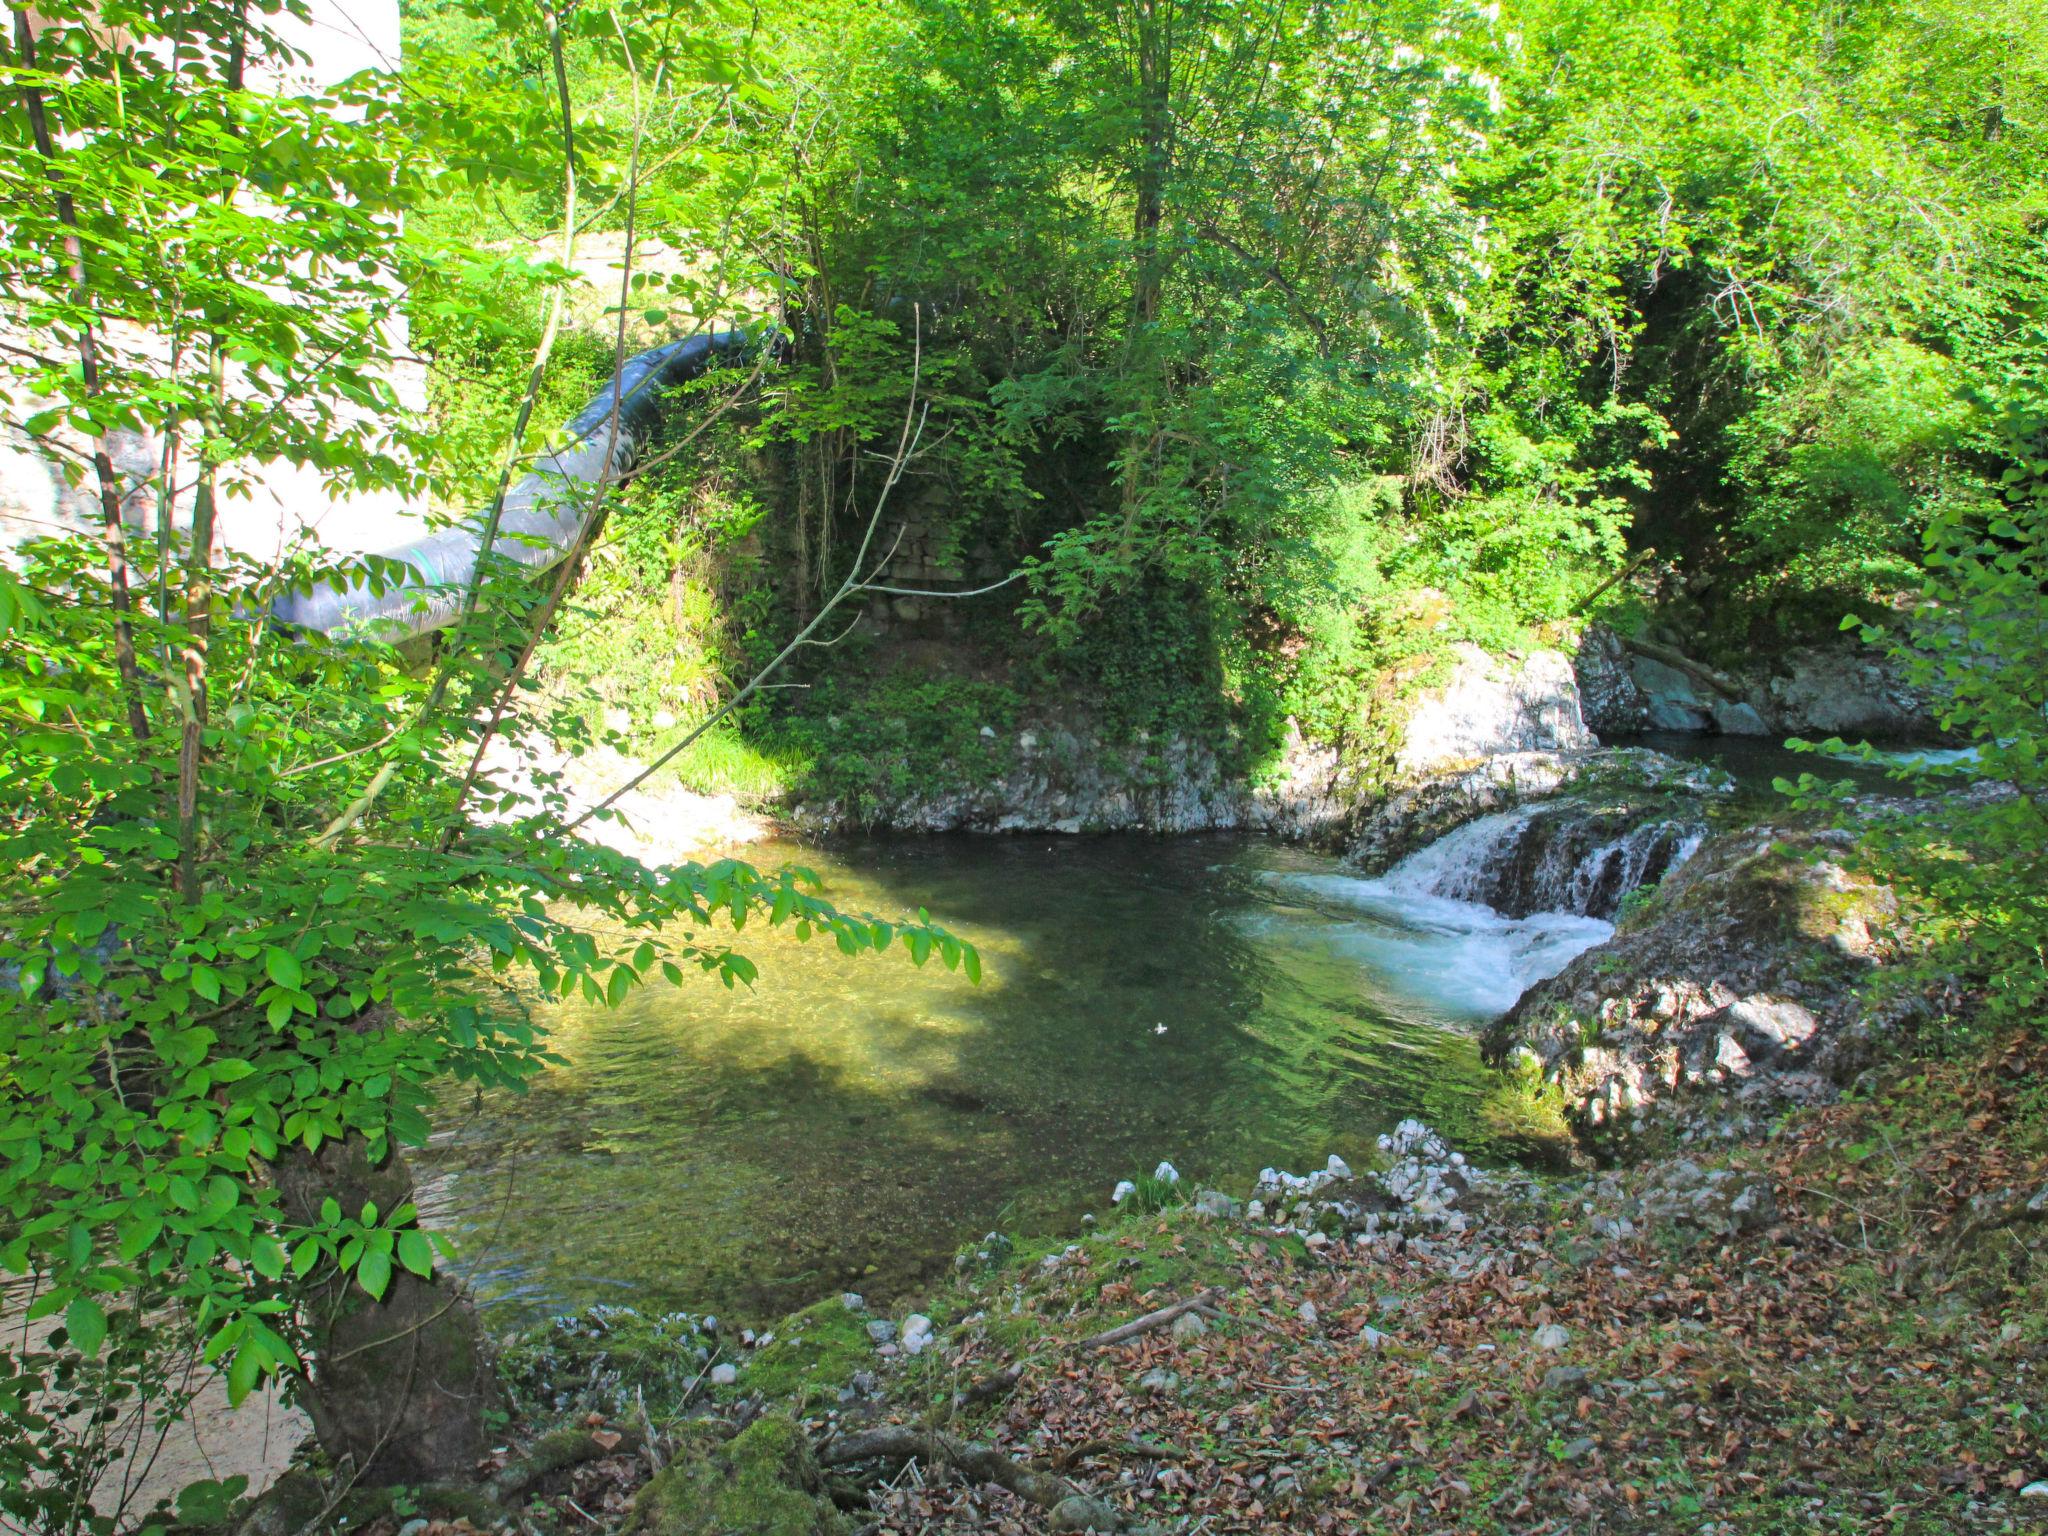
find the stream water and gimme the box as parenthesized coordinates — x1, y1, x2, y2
(416, 832, 1613, 1324)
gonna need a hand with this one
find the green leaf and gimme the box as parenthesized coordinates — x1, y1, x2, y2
(264, 948, 303, 990)
(397, 1229, 433, 1279)
(251, 1236, 286, 1280)
(356, 1248, 392, 1300)
(67, 1296, 108, 1357)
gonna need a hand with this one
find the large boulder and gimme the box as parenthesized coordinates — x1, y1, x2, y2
(1396, 644, 1595, 775)
(1486, 826, 1912, 1129)
(1571, 625, 1650, 736)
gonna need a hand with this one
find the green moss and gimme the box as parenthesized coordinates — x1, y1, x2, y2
(627, 1414, 847, 1536)
(737, 1299, 874, 1412)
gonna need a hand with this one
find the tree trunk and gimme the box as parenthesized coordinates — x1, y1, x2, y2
(271, 1138, 505, 1485)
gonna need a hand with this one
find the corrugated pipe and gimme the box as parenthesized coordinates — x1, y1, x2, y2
(271, 329, 755, 639)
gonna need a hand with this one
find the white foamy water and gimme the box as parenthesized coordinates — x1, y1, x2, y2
(1261, 870, 1614, 1021)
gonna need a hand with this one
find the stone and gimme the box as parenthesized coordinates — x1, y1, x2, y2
(865, 1320, 896, 1346)
(1152, 1160, 1181, 1184)
(1111, 1179, 1136, 1205)
(1192, 1188, 1238, 1220)
(1360, 1326, 1393, 1349)
(603, 705, 633, 735)
(1559, 1436, 1598, 1463)
(1725, 996, 1819, 1059)
(1298, 1300, 1320, 1326)
(1169, 1311, 1208, 1342)
(1629, 656, 1712, 732)
(1397, 644, 1595, 776)
(1049, 1495, 1121, 1532)
(1533, 1324, 1572, 1351)
(1137, 1367, 1180, 1396)
(709, 1363, 738, 1387)
(1572, 625, 1650, 735)
(1712, 700, 1770, 736)
(651, 708, 678, 730)
(1326, 1154, 1352, 1179)
(2020, 1481, 2048, 1499)
(900, 1315, 935, 1356)
(1542, 1365, 1589, 1392)
(840, 1293, 865, 1313)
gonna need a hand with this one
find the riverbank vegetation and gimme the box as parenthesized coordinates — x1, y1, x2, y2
(2, 0, 2046, 1531)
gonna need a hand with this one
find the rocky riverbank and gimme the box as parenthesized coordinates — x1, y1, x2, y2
(275, 1024, 2048, 1536)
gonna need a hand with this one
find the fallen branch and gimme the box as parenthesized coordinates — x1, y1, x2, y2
(818, 1426, 1083, 1513)
(1053, 1437, 1190, 1470)
(1191, 1301, 1289, 1341)
(1077, 1288, 1223, 1351)
(947, 1363, 1023, 1417)
(1619, 635, 1745, 700)
(484, 1426, 642, 1503)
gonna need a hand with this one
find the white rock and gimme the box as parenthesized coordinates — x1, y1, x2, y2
(2021, 1480, 2048, 1499)
(651, 708, 677, 729)
(1111, 1180, 1136, 1204)
(709, 1363, 738, 1386)
(1297, 1300, 1320, 1326)
(1533, 1324, 1571, 1351)
(841, 1292, 866, 1312)
(901, 1314, 935, 1356)
(1361, 1326, 1391, 1349)
(1153, 1161, 1181, 1184)
(1326, 1154, 1352, 1179)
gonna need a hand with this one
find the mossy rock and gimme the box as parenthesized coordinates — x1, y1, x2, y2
(739, 1298, 874, 1410)
(627, 1414, 848, 1536)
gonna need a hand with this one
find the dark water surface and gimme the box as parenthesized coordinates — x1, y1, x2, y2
(417, 833, 1597, 1323)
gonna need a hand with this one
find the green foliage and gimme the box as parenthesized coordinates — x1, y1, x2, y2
(1861, 346, 2048, 1030)
(769, 676, 1021, 823)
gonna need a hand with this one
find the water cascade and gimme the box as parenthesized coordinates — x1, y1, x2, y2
(1379, 805, 1707, 920)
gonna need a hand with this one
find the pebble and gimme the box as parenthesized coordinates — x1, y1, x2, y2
(866, 1320, 897, 1345)
(709, 1363, 738, 1387)
(1533, 1323, 1572, 1351)
(1361, 1326, 1392, 1349)
(841, 1292, 866, 1313)
(1137, 1367, 1181, 1396)
(901, 1314, 935, 1355)
(1111, 1179, 1136, 1205)
(1298, 1300, 1320, 1326)
(2022, 1481, 2048, 1500)
(1559, 1436, 1597, 1463)
(1543, 1365, 1589, 1392)
(1153, 1160, 1181, 1184)
(1170, 1311, 1208, 1342)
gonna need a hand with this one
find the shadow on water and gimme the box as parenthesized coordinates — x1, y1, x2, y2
(416, 834, 1545, 1324)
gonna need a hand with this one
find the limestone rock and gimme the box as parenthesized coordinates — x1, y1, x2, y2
(1397, 644, 1595, 777)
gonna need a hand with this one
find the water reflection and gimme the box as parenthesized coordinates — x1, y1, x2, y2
(417, 834, 1558, 1323)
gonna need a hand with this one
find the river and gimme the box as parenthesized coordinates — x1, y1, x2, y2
(415, 831, 1612, 1324)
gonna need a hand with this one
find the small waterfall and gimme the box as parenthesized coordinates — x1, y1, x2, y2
(1380, 804, 1705, 920)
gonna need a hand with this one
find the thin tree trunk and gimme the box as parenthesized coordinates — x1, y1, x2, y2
(14, 12, 151, 744)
